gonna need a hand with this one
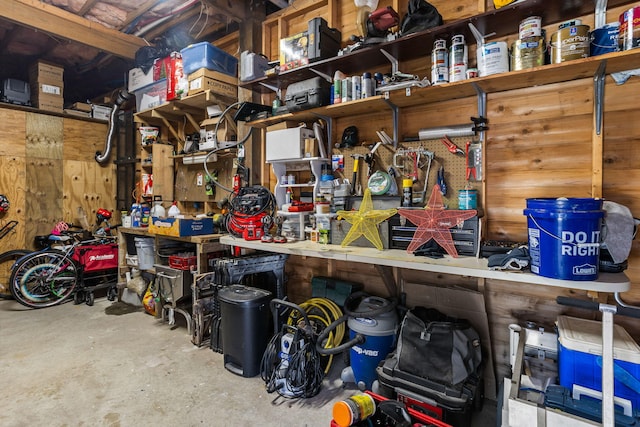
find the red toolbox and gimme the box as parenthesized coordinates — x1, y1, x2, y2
(168, 254, 197, 270)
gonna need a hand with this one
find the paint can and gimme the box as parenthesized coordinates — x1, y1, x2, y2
(550, 25, 590, 64)
(458, 189, 477, 210)
(519, 16, 542, 39)
(477, 41, 509, 76)
(511, 36, 546, 70)
(619, 6, 640, 51)
(590, 22, 620, 56)
(449, 35, 468, 82)
(431, 39, 449, 85)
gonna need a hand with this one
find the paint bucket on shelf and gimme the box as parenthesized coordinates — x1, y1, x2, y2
(590, 22, 620, 56)
(511, 36, 546, 70)
(550, 24, 590, 63)
(134, 237, 156, 270)
(619, 7, 640, 51)
(477, 41, 509, 76)
(523, 198, 605, 281)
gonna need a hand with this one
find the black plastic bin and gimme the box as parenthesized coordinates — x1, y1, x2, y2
(218, 284, 272, 378)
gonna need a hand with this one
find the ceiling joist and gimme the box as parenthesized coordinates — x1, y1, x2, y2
(5, 0, 147, 59)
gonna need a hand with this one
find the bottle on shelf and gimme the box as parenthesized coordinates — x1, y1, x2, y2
(131, 203, 142, 227)
(150, 195, 166, 218)
(168, 201, 181, 218)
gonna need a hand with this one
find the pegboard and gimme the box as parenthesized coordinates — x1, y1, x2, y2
(332, 135, 481, 209)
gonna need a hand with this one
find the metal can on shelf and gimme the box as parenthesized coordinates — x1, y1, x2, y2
(431, 39, 449, 85)
(449, 34, 468, 82)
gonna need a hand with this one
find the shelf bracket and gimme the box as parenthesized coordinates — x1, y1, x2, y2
(310, 68, 333, 83)
(594, 60, 606, 136)
(151, 110, 181, 142)
(472, 83, 487, 143)
(383, 97, 399, 149)
(595, 0, 608, 29)
(311, 113, 333, 157)
(259, 82, 279, 93)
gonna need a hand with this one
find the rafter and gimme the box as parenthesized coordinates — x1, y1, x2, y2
(121, 0, 164, 29)
(77, 0, 99, 16)
(5, 0, 146, 59)
(202, 0, 247, 22)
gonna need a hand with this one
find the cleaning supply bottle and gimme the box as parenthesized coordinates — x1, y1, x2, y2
(168, 201, 181, 218)
(131, 203, 141, 227)
(150, 196, 166, 218)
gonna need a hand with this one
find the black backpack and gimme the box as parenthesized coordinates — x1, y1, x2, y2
(400, 0, 443, 36)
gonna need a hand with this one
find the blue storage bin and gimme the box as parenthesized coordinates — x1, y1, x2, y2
(557, 315, 640, 410)
(180, 42, 238, 77)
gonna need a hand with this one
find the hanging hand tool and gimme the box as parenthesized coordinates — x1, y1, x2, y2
(441, 135, 465, 156)
(437, 165, 447, 196)
(350, 154, 365, 195)
(466, 141, 483, 181)
(364, 141, 383, 178)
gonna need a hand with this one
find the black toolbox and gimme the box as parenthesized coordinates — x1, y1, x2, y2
(307, 17, 341, 62)
(284, 76, 331, 112)
(376, 353, 483, 427)
(389, 214, 480, 256)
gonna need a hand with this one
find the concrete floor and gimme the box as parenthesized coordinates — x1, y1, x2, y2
(0, 297, 497, 426)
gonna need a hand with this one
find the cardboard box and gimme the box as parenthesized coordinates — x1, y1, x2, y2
(187, 68, 237, 98)
(280, 31, 309, 71)
(149, 216, 214, 237)
(265, 127, 314, 161)
(29, 60, 64, 85)
(31, 82, 64, 113)
(128, 66, 156, 93)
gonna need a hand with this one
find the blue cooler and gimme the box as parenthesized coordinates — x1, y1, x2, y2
(557, 315, 640, 410)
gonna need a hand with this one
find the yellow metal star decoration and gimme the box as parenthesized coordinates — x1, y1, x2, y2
(336, 188, 397, 250)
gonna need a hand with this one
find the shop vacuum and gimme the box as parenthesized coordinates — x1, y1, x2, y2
(317, 292, 398, 390)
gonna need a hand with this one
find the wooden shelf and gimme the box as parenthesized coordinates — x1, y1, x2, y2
(240, 0, 638, 94)
(220, 235, 630, 293)
(134, 90, 236, 125)
(246, 47, 640, 129)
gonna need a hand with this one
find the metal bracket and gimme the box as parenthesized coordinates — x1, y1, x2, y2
(259, 81, 279, 93)
(595, 0, 608, 29)
(594, 60, 607, 136)
(310, 68, 333, 83)
(382, 98, 399, 149)
(473, 82, 487, 143)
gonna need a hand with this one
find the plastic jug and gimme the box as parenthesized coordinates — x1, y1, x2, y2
(150, 196, 166, 218)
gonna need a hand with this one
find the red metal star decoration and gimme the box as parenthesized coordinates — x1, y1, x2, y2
(398, 184, 477, 257)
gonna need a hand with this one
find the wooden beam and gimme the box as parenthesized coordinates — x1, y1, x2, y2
(77, 0, 99, 16)
(122, 0, 164, 29)
(203, 0, 247, 22)
(5, 0, 147, 59)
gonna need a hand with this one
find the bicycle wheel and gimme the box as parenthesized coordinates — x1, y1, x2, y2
(9, 250, 80, 309)
(0, 249, 31, 298)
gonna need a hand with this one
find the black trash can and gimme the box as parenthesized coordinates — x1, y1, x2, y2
(218, 284, 272, 378)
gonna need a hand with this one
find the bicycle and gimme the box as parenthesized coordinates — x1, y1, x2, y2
(9, 212, 119, 309)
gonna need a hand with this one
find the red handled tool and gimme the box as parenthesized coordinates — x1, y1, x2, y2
(441, 135, 465, 156)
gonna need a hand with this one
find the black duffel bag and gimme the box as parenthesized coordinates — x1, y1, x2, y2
(395, 306, 482, 386)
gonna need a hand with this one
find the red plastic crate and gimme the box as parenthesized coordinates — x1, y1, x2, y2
(168, 255, 197, 270)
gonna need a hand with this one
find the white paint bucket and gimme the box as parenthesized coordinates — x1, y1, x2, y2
(477, 41, 509, 76)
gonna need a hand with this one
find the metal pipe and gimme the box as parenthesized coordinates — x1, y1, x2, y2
(95, 88, 134, 164)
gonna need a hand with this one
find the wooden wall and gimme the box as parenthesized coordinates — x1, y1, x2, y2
(0, 108, 112, 253)
(258, 0, 640, 397)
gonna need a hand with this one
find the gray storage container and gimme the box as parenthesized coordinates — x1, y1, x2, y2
(284, 76, 331, 112)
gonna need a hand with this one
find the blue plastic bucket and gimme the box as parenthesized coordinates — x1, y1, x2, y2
(523, 198, 605, 281)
